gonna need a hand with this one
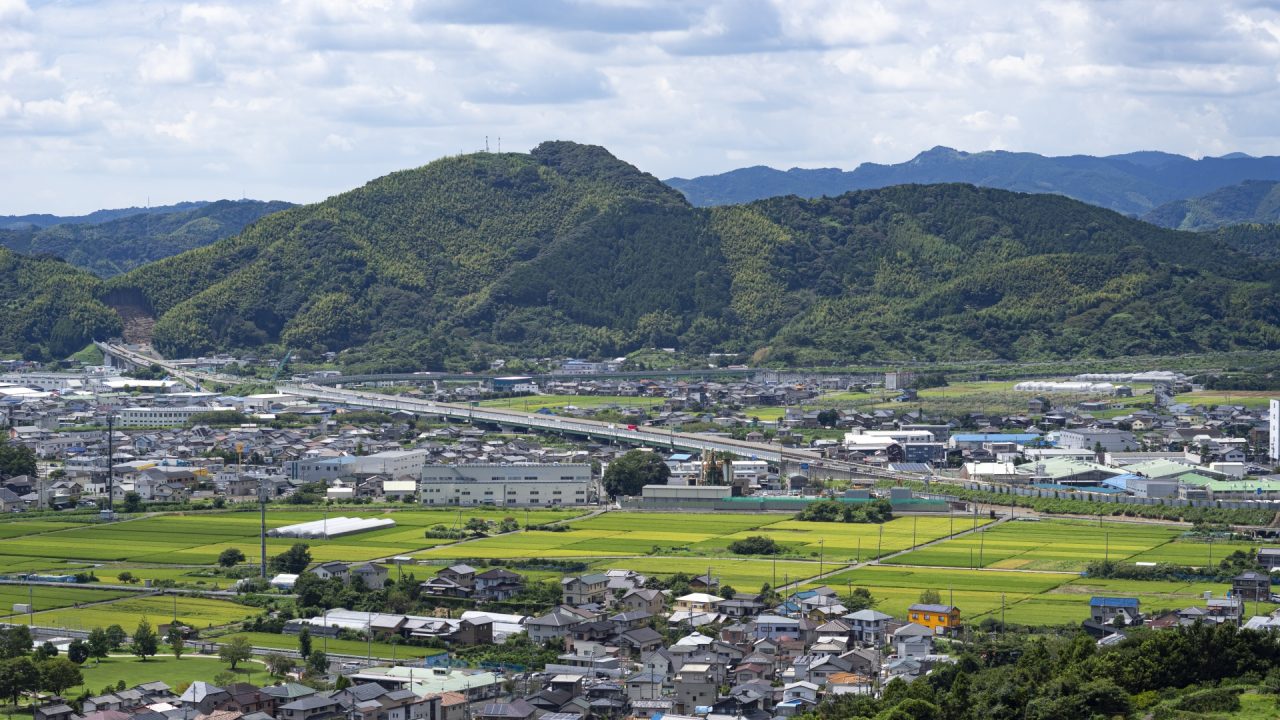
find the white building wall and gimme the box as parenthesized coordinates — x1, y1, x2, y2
(1270, 398, 1279, 464)
(419, 463, 594, 506)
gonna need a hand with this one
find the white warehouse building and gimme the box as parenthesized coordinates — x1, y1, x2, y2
(419, 463, 595, 507)
(117, 405, 239, 428)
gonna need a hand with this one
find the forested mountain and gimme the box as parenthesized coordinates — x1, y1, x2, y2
(0, 199, 293, 277)
(0, 201, 214, 230)
(0, 248, 121, 360)
(666, 147, 1280, 215)
(1143, 180, 1280, 230)
(101, 142, 1280, 371)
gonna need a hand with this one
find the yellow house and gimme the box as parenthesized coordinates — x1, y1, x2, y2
(907, 603, 961, 634)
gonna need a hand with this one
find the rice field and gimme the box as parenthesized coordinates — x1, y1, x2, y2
(4, 509, 1271, 633)
(0, 585, 133, 616)
(12, 593, 259, 631)
(228, 631, 445, 660)
(0, 508, 587, 564)
(885, 519, 1184, 571)
(416, 512, 985, 562)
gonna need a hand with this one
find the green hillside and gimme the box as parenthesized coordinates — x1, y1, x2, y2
(102, 142, 1280, 371)
(1143, 179, 1280, 231)
(0, 199, 293, 277)
(0, 247, 122, 360)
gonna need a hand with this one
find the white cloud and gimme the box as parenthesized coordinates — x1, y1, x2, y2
(138, 36, 221, 84)
(2, 0, 1280, 214)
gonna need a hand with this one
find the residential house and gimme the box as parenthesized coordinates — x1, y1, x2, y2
(906, 604, 960, 635)
(562, 574, 610, 606)
(621, 588, 664, 615)
(351, 563, 388, 590)
(843, 609, 893, 647)
(1233, 572, 1272, 602)
(1089, 597, 1140, 625)
(474, 568, 524, 601)
(277, 694, 343, 720)
(893, 624, 933, 658)
(312, 561, 350, 582)
(527, 606, 586, 644)
(674, 593, 724, 614)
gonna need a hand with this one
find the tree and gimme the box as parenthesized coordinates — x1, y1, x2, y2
(121, 491, 143, 513)
(305, 651, 328, 677)
(918, 589, 942, 605)
(265, 652, 295, 677)
(117, 571, 135, 583)
(167, 626, 186, 660)
(0, 656, 40, 706)
(218, 548, 246, 568)
(86, 628, 111, 661)
(602, 450, 670, 498)
(38, 657, 82, 695)
(219, 635, 254, 670)
(130, 618, 158, 660)
(1, 625, 32, 659)
(845, 587, 876, 612)
(0, 437, 37, 478)
(33, 641, 57, 661)
(464, 517, 491, 535)
(728, 535, 782, 555)
(816, 409, 840, 427)
(66, 639, 89, 665)
(270, 543, 312, 574)
(498, 516, 520, 533)
(298, 626, 312, 659)
(104, 624, 127, 650)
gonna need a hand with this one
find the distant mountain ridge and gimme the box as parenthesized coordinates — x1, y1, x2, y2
(92, 141, 1280, 372)
(0, 199, 294, 277)
(0, 201, 214, 230)
(1143, 180, 1280, 230)
(665, 147, 1280, 215)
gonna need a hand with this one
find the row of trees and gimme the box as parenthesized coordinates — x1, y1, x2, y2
(795, 621, 1280, 720)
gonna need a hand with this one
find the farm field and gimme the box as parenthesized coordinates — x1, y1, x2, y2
(1173, 390, 1274, 410)
(68, 655, 265, 696)
(0, 508, 585, 565)
(885, 519, 1184, 571)
(0, 585, 134, 617)
(0, 555, 92, 575)
(1128, 538, 1259, 567)
(689, 516, 991, 561)
(14, 593, 257, 631)
(414, 512, 977, 562)
(227, 631, 445, 660)
(416, 512, 781, 560)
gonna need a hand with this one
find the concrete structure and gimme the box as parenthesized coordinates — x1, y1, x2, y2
(1058, 429, 1139, 453)
(287, 449, 429, 483)
(419, 463, 593, 507)
(1271, 399, 1279, 465)
(116, 405, 239, 428)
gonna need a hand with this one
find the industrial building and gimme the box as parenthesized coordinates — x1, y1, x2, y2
(117, 405, 239, 428)
(419, 463, 594, 507)
(285, 449, 430, 482)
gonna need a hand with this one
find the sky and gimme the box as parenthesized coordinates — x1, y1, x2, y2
(4, 0, 1280, 215)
